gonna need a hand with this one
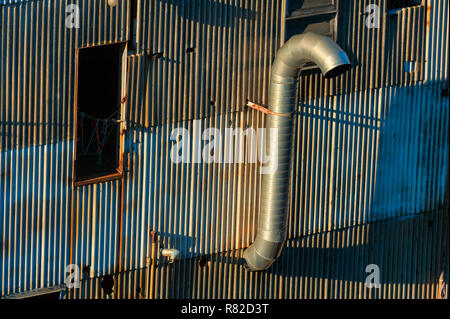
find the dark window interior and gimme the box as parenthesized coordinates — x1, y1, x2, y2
(387, 0, 422, 10)
(76, 44, 122, 181)
(128, 0, 138, 52)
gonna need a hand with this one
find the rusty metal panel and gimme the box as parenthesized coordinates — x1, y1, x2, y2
(127, 0, 284, 127)
(0, 0, 126, 296)
(77, 0, 128, 47)
(0, 0, 127, 153)
(89, 81, 448, 279)
(0, 0, 76, 151)
(65, 209, 446, 299)
(424, 0, 449, 83)
(70, 180, 122, 281)
(0, 0, 31, 5)
(0, 0, 448, 300)
(119, 108, 265, 272)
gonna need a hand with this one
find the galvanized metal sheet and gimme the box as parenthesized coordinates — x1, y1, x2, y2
(0, 0, 448, 298)
(290, 82, 449, 238)
(65, 209, 447, 299)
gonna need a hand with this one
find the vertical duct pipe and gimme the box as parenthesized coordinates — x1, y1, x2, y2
(243, 32, 351, 271)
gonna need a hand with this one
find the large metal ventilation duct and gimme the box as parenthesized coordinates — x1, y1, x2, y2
(243, 32, 351, 271)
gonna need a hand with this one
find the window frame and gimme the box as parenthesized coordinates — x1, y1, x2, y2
(284, 0, 339, 42)
(73, 41, 128, 187)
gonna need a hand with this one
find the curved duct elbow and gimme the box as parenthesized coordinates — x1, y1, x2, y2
(243, 32, 351, 271)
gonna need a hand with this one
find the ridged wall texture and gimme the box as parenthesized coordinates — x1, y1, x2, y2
(65, 209, 448, 299)
(299, 0, 428, 99)
(126, 0, 283, 127)
(0, 0, 448, 299)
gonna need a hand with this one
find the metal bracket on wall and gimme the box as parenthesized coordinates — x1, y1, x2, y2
(246, 100, 291, 117)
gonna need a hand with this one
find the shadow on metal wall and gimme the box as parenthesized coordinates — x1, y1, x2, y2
(66, 208, 446, 299)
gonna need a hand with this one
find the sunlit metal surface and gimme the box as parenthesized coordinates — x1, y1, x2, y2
(0, 0, 448, 298)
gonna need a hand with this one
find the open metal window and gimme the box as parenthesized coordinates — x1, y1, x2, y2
(285, 0, 338, 40)
(128, 0, 138, 53)
(74, 42, 127, 186)
(285, 0, 339, 71)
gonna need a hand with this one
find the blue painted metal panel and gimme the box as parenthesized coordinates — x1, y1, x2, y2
(0, 0, 448, 298)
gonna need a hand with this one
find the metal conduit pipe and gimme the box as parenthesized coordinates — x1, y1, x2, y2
(243, 32, 351, 271)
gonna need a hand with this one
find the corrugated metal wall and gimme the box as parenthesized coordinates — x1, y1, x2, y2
(126, 0, 283, 127)
(0, 0, 127, 294)
(106, 79, 448, 277)
(0, 140, 72, 294)
(291, 81, 448, 237)
(66, 209, 447, 299)
(299, 0, 427, 99)
(0, 0, 284, 296)
(0, 0, 127, 152)
(1, 0, 448, 298)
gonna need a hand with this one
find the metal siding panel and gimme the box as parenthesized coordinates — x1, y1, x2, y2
(120, 108, 265, 272)
(290, 82, 448, 238)
(1, 0, 76, 295)
(71, 180, 121, 284)
(299, 0, 427, 100)
(127, 0, 282, 128)
(0, 0, 125, 296)
(66, 209, 446, 299)
(0, 0, 448, 299)
(0, 140, 72, 295)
